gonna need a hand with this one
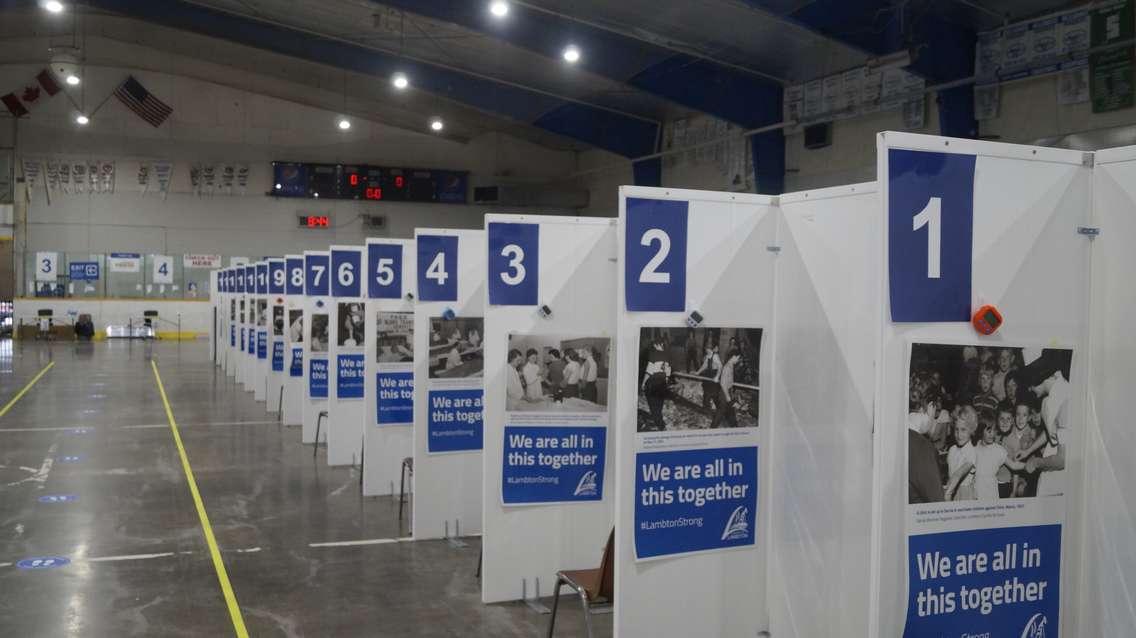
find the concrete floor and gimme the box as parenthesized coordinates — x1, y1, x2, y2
(0, 340, 610, 637)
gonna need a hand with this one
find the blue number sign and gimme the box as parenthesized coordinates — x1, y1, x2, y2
(286, 257, 304, 295)
(488, 222, 538, 306)
(305, 254, 330, 297)
(625, 198, 688, 312)
(417, 235, 458, 302)
(888, 149, 975, 322)
(331, 248, 362, 298)
(367, 243, 403, 299)
(269, 260, 285, 295)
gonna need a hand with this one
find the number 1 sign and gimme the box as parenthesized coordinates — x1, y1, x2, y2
(625, 198, 688, 312)
(888, 149, 975, 322)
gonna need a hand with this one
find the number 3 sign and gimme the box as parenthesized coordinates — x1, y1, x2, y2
(888, 149, 975, 322)
(488, 222, 538, 306)
(625, 198, 688, 312)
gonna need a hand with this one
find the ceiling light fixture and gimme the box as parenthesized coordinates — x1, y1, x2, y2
(562, 44, 581, 64)
(75, 113, 89, 125)
(489, 1, 509, 18)
(338, 118, 351, 130)
(392, 72, 409, 90)
(430, 118, 444, 132)
(43, 1, 64, 14)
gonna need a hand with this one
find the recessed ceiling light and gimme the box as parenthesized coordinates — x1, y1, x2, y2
(391, 72, 409, 90)
(43, 1, 64, 14)
(65, 74, 80, 86)
(489, 1, 509, 18)
(562, 45, 581, 64)
(430, 118, 444, 132)
(337, 118, 351, 130)
(75, 114, 89, 125)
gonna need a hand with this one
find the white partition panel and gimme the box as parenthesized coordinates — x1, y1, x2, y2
(210, 270, 220, 364)
(302, 251, 331, 444)
(239, 263, 255, 390)
(412, 228, 486, 540)
(266, 258, 287, 414)
(252, 261, 270, 403)
(770, 183, 878, 637)
(282, 255, 305, 426)
(614, 186, 777, 637)
(870, 132, 1091, 637)
(481, 215, 617, 603)
(1080, 146, 1136, 637)
(363, 239, 416, 497)
(327, 245, 366, 467)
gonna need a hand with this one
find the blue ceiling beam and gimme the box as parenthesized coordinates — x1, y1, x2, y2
(55, 0, 658, 157)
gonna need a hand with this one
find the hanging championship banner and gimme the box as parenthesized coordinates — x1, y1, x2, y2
(154, 161, 173, 199)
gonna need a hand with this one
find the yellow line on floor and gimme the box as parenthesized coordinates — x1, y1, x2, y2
(151, 360, 249, 638)
(0, 361, 55, 418)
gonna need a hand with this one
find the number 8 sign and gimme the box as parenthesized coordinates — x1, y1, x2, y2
(887, 149, 975, 322)
(625, 198, 688, 312)
(488, 222, 538, 306)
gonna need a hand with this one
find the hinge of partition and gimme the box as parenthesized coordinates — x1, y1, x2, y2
(766, 245, 781, 254)
(1077, 226, 1101, 239)
(1082, 152, 1095, 168)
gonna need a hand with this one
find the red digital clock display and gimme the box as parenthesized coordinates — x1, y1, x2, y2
(300, 215, 330, 228)
(364, 187, 383, 200)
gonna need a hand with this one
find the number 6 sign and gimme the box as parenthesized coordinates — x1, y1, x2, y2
(625, 198, 688, 312)
(488, 222, 538, 306)
(887, 149, 975, 322)
(331, 247, 362, 298)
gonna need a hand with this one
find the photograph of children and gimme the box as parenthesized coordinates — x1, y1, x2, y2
(636, 327, 762, 433)
(506, 335, 610, 413)
(428, 317, 483, 379)
(337, 302, 365, 347)
(273, 306, 284, 336)
(907, 343, 1074, 505)
(377, 311, 414, 363)
(288, 310, 303, 343)
(256, 299, 267, 327)
(310, 313, 329, 353)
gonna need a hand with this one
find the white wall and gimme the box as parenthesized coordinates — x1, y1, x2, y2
(14, 297, 211, 334)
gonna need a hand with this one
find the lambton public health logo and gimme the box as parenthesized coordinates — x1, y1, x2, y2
(721, 505, 750, 541)
(574, 471, 598, 497)
(1021, 613, 1047, 638)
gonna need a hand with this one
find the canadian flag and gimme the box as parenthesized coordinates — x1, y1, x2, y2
(2, 69, 62, 117)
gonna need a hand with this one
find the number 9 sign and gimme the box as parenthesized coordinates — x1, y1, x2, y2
(625, 198, 688, 312)
(887, 149, 975, 322)
(488, 222, 538, 306)
(331, 247, 362, 298)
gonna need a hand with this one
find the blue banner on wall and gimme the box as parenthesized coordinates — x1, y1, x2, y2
(69, 262, 100, 281)
(257, 331, 267, 359)
(377, 372, 413, 425)
(272, 341, 284, 371)
(290, 347, 303, 377)
(309, 358, 328, 398)
(427, 389, 483, 452)
(336, 354, 365, 399)
(634, 446, 757, 560)
(502, 426, 606, 505)
(903, 525, 1061, 638)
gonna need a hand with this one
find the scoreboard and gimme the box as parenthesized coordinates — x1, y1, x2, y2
(271, 162, 468, 204)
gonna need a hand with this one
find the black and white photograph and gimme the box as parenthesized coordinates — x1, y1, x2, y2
(337, 302, 365, 347)
(428, 316, 483, 379)
(310, 313, 329, 353)
(377, 311, 413, 363)
(230, 299, 235, 321)
(288, 309, 303, 343)
(239, 299, 245, 323)
(273, 305, 284, 336)
(255, 299, 267, 327)
(637, 327, 762, 433)
(506, 334, 610, 413)
(907, 343, 1074, 505)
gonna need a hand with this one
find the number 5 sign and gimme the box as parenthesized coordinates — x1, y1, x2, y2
(887, 149, 975, 322)
(625, 198, 688, 312)
(417, 235, 457, 302)
(367, 242, 403, 299)
(488, 222, 538, 305)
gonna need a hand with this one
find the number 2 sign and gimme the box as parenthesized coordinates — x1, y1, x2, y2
(488, 222, 538, 306)
(417, 235, 457, 302)
(887, 149, 975, 322)
(625, 198, 688, 312)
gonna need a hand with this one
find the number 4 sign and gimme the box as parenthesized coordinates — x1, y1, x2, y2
(153, 255, 174, 284)
(888, 149, 975, 322)
(488, 222, 538, 306)
(625, 198, 688, 312)
(417, 235, 457, 302)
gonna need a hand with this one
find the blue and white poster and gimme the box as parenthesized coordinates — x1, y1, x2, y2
(378, 372, 413, 425)
(309, 357, 329, 398)
(903, 342, 1073, 637)
(290, 346, 303, 377)
(502, 426, 606, 505)
(888, 149, 975, 322)
(634, 446, 758, 560)
(425, 314, 483, 452)
(257, 331, 267, 359)
(487, 222, 538, 306)
(336, 353, 365, 399)
(272, 341, 284, 372)
(377, 310, 414, 426)
(625, 198, 688, 312)
(427, 389, 483, 453)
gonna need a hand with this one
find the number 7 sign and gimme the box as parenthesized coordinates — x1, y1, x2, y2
(888, 149, 975, 322)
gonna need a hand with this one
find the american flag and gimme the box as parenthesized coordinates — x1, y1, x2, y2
(114, 76, 173, 127)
